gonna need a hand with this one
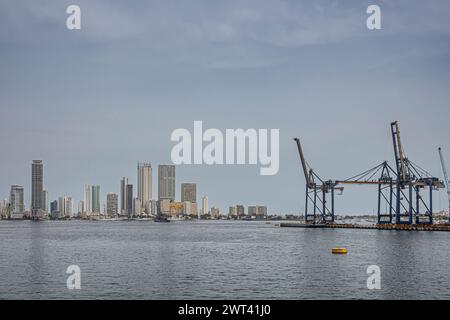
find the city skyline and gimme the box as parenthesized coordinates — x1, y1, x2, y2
(0, 159, 274, 218)
(1, 1, 450, 214)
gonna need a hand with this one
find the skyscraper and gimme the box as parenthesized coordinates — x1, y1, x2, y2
(78, 200, 84, 215)
(91, 185, 100, 213)
(106, 193, 118, 216)
(202, 195, 209, 215)
(120, 177, 128, 215)
(42, 189, 48, 213)
(31, 160, 43, 219)
(181, 183, 196, 203)
(50, 200, 58, 216)
(83, 184, 91, 214)
(58, 196, 73, 218)
(10, 185, 24, 215)
(137, 162, 152, 210)
(126, 184, 133, 216)
(158, 165, 175, 201)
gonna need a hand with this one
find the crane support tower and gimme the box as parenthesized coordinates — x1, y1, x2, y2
(293, 138, 343, 224)
(438, 147, 450, 222)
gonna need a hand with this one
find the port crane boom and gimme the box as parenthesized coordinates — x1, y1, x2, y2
(438, 147, 450, 222)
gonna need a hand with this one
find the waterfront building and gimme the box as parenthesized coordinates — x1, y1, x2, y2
(150, 199, 157, 215)
(158, 165, 175, 201)
(120, 177, 128, 215)
(133, 197, 141, 216)
(236, 205, 245, 217)
(91, 185, 100, 213)
(83, 184, 91, 214)
(126, 184, 133, 216)
(137, 162, 152, 212)
(31, 160, 43, 218)
(202, 196, 209, 215)
(42, 189, 48, 213)
(10, 185, 24, 215)
(169, 201, 183, 216)
(106, 193, 118, 216)
(211, 207, 220, 219)
(257, 206, 268, 217)
(50, 200, 58, 214)
(58, 196, 73, 218)
(181, 183, 196, 203)
(159, 198, 171, 215)
(77, 201, 84, 216)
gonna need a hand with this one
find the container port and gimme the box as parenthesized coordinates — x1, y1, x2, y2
(292, 121, 450, 231)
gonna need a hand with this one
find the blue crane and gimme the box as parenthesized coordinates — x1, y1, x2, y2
(438, 147, 450, 222)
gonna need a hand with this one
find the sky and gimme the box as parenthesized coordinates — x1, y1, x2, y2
(1, 0, 450, 215)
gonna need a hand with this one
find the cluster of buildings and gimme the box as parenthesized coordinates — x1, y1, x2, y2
(0, 160, 268, 221)
(228, 205, 268, 219)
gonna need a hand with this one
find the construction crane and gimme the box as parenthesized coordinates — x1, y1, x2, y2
(438, 147, 450, 222)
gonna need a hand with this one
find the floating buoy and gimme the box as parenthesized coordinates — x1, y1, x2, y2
(332, 247, 347, 254)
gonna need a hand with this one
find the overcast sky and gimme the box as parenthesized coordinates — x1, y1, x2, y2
(1, 0, 450, 214)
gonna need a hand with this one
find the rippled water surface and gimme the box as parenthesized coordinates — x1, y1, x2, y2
(0, 220, 449, 299)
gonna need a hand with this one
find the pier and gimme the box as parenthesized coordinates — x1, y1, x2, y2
(279, 222, 450, 232)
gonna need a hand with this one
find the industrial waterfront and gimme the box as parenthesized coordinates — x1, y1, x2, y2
(0, 220, 449, 300)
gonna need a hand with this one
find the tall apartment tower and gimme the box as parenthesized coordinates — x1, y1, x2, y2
(202, 195, 209, 215)
(91, 185, 100, 213)
(10, 185, 24, 214)
(126, 184, 133, 215)
(106, 193, 118, 216)
(83, 184, 91, 214)
(120, 177, 128, 215)
(31, 160, 43, 219)
(158, 165, 175, 201)
(137, 162, 152, 209)
(181, 183, 196, 203)
(42, 189, 48, 213)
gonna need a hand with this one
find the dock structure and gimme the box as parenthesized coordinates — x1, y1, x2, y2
(293, 121, 446, 228)
(279, 222, 450, 232)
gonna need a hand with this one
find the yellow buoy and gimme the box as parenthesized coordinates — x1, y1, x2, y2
(332, 247, 347, 254)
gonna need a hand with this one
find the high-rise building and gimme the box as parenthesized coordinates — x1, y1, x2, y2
(181, 183, 196, 203)
(150, 200, 157, 215)
(120, 177, 128, 215)
(158, 165, 175, 201)
(31, 160, 43, 218)
(106, 193, 118, 216)
(236, 205, 245, 216)
(137, 162, 152, 211)
(65, 197, 73, 217)
(50, 200, 58, 218)
(126, 184, 133, 215)
(91, 185, 100, 213)
(211, 207, 220, 219)
(83, 184, 91, 214)
(257, 206, 268, 217)
(78, 200, 84, 215)
(10, 185, 24, 215)
(202, 196, 209, 215)
(133, 198, 141, 216)
(58, 196, 73, 218)
(248, 206, 257, 216)
(42, 189, 48, 213)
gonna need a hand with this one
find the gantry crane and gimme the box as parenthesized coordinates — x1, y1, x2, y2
(293, 138, 343, 224)
(293, 121, 444, 225)
(438, 147, 450, 222)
